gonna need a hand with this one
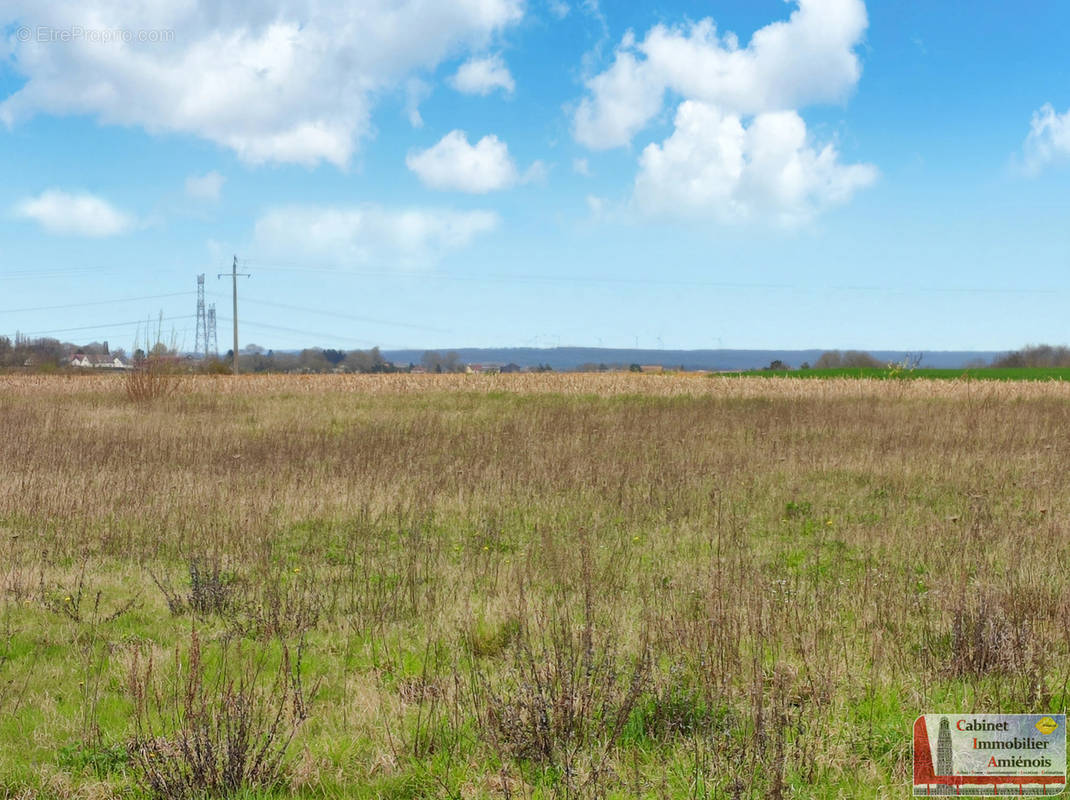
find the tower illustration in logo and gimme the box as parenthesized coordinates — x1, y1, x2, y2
(936, 717, 953, 775)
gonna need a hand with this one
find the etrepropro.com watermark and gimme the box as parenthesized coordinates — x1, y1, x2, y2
(15, 26, 175, 44)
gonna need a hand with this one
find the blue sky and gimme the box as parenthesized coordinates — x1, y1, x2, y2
(2, 0, 1070, 353)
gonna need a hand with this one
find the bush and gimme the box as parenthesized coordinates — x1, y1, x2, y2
(128, 629, 315, 799)
(125, 356, 181, 403)
(468, 600, 649, 792)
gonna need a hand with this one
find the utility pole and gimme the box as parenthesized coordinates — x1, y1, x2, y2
(218, 255, 249, 373)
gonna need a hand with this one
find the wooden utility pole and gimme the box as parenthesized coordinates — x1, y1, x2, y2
(218, 255, 249, 373)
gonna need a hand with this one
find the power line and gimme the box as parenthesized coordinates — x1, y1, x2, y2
(21, 315, 196, 337)
(240, 258, 1069, 295)
(206, 292, 452, 334)
(0, 266, 190, 281)
(0, 291, 195, 314)
(216, 316, 384, 347)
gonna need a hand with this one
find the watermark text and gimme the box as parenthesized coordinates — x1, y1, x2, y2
(16, 26, 175, 44)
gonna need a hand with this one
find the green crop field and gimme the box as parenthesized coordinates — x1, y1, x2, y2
(723, 367, 1070, 381)
(1, 373, 1068, 798)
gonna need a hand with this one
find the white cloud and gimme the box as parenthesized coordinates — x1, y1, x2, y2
(406, 130, 518, 192)
(635, 102, 876, 226)
(449, 53, 515, 95)
(574, 0, 868, 149)
(14, 189, 134, 236)
(404, 78, 432, 128)
(521, 160, 548, 184)
(572, 0, 873, 225)
(572, 157, 591, 176)
(185, 171, 224, 202)
(253, 204, 499, 268)
(0, 0, 523, 168)
(1022, 103, 1070, 174)
(548, 0, 570, 19)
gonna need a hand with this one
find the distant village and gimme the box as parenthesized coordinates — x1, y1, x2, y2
(0, 334, 698, 375)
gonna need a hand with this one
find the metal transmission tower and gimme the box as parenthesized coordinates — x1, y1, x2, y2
(194, 273, 208, 358)
(206, 304, 218, 357)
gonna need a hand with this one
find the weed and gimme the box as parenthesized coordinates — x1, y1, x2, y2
(128, 628, 316, 798)
(151, 557, 236, 618)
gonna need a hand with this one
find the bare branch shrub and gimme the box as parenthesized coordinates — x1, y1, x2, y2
(128, 628, 315, 798)
(467, 595, 650, 796)
(150, 557, 237, 618)
(125, 355, 182, 404)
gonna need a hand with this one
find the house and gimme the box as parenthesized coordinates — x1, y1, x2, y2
(68, 352, 133, 370)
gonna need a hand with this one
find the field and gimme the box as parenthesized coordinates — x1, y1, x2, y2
(724, 367, 1070, 381)
(2, 373, 1069, 799)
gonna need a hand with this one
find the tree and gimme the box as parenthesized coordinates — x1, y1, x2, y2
(992, 345, 1070, 368)
(297, 348, 329, 372)
(814, 350, 882, 369)
(344, 347, 390, 373)
(421, 350, 463, 373)
(322, 348, 346, 366)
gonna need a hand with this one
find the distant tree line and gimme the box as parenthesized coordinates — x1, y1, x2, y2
(0, 334, 129, 370)
(236, 345, 404, 373)
(8, 337, 1070, 374)
(992, 344, 1070, 368)
(811, 350, 885, 369)
(0, 333, 65, 369)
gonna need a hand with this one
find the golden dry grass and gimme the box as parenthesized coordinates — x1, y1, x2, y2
(0, 373, 1068, 798)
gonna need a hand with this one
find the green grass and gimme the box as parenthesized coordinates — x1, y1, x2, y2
(721, 366, 1070, 380)
(1, 374, 1069, 797)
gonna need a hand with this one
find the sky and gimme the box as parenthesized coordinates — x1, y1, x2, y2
(2, 0, 1070, 353)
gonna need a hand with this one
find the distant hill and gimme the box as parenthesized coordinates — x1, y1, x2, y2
(381, 348, 1002, 371)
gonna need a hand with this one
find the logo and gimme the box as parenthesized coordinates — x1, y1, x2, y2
(913, 714, 1066, 796)
(1039, 717, 1060, 736)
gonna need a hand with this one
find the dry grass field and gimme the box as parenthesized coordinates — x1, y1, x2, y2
(1, 373, 1069, 798)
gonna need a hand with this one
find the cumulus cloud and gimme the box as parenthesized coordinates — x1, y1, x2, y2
(1022, 103, 1070, 174)
(449, 54, 516, 95)
(406, 130, 519, 192)
(573, 0, 874, 225)
(253, 204, 499, 268)
(0, 0, 523, 168)
(635, 102, 876, 226)
(14, 189, 134, 236)
(185, 171, 224, 202)
(574, 0, 868, 149)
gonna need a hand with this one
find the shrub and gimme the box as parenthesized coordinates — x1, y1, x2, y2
(467, 600, 649, 793)
(125, 356, 182, 404)
(128, 629, 315, 799)
(151, 557, 237, 618)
